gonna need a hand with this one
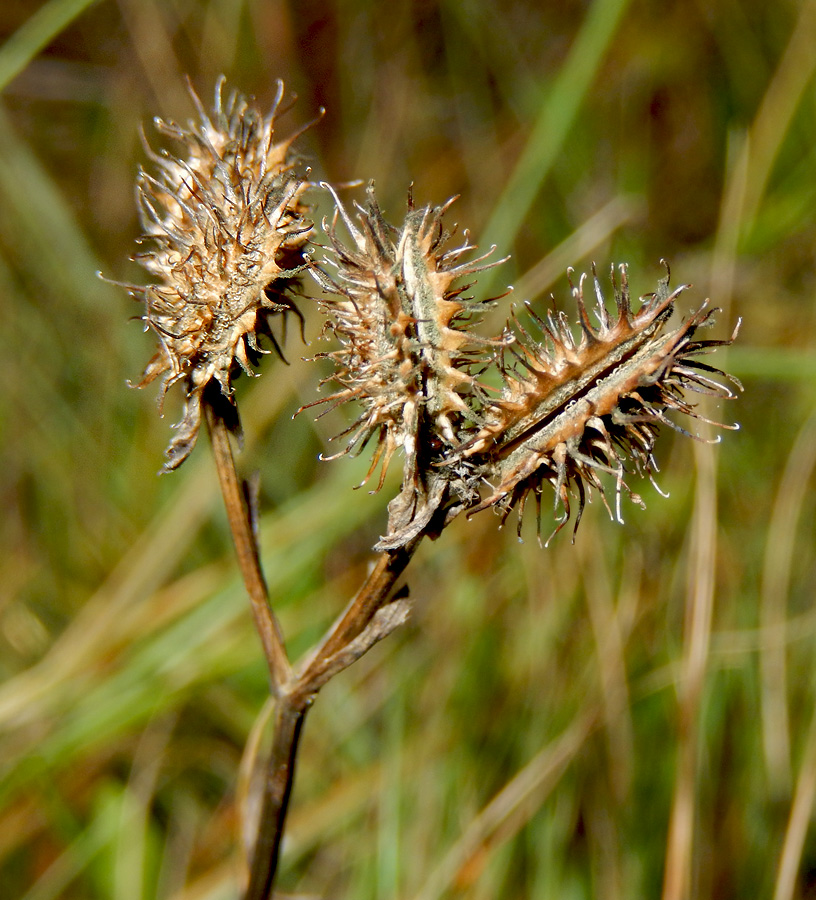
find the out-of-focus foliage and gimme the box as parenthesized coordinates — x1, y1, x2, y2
(1, 1, 814, 898)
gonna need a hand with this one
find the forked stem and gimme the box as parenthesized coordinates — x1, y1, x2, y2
(292, 536, 422, 703)
(206, 397, 424, 899)
(244, 540, 421, 899)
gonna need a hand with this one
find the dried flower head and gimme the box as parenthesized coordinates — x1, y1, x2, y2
(128, 77, 314, 470)
(461, 263, 741, 542)
(307, 184, 505, 547)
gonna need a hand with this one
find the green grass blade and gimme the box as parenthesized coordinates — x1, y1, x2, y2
(482, 0, 632, 262)
(0, 0, 104, 92)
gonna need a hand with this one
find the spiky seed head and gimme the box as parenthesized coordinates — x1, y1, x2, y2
(462, 263, 741, 542)
(129, 77, 314, 470)
(306, 184, 506, 547)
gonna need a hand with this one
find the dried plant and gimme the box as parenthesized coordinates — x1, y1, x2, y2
(462, 264, 742, 541)
(130, 76, 313, 470)
(306, 182, 507, 549)
(123, 79, 741, 900)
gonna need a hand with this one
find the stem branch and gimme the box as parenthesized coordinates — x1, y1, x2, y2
(207, 399, 425, 898)
(205, 402, 291, 692)
(293, 536, 421, 702)
(242, 536, 421, 899)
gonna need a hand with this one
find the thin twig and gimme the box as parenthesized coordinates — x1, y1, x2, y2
(302, 597, 412, 694)
(205, 402, 291, 692)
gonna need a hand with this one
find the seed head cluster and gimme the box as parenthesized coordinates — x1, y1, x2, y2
(126, 78, 740, 545)
(311, 190, 740, 545)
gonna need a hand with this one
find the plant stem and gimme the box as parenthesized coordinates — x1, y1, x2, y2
(243, 538, 422, 899)
(244, 702, 307, 900)
(293, 536, 422, 702)
(205, 402, 291, 692)
(207, 398, 425, 897)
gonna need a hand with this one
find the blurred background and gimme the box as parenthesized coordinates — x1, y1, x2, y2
(1, 0, 814, 898)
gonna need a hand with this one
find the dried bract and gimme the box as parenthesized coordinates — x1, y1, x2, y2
(307, 185, 505, 547)
(462, 263, 741, 542)
(130, 77, 313, 470)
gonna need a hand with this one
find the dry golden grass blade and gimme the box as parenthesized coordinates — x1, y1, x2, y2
(113, 714, 178, 900)
(709, 0, 816, 315)
(480, 193, 642, 338)
(116, 0, 189, 115)
(760, 412, 816, 795)
(0, 340, 311, 729)
(661, 441, 718, 900)
(199, 0, 249, 75)
(732, 0, 816, 234)
(0, 458, 216, 729)
(578, 521, 636, 803)
(409, 707, 599, 900)
(237, 696, 275, 877)
(510, 194, 642, 304)
(773, 707, 816, 900)
(656, 0, 816, 887)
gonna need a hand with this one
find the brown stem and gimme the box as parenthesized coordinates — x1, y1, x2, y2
(293, 535, 422, 703)
(244, 702, 307, 900)
(208, 392, 427, 897)
(243, 538, 422, 899)
(205, 402, 291, 692)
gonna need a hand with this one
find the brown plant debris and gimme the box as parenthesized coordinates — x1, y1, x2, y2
(461, 262, 742, 542)
(129, 77, 314, 470)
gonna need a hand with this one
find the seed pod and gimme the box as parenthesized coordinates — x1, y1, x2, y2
(307, 184, 506, 547)
(462, 263, 741, 542)
(129, 77, 314, 470)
